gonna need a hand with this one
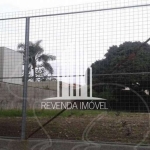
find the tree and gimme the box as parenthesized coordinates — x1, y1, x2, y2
(18, 40, 56, 81)
(90, 41, 150, 111)
(91, 41, 150, 91)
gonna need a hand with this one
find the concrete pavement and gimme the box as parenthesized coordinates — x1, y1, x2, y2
(0, 138, 150, 150)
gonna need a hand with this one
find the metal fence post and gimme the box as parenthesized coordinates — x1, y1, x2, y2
(21, 17, 30, 140)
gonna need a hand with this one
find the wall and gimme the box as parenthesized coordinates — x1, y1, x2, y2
(0, 47, 4, 82)
(0, 47, 23, 84)
(28, 80, 57, 91)
(0, 81, 57, 109)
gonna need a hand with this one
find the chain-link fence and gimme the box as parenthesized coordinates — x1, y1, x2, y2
(0, 0, 150, 144)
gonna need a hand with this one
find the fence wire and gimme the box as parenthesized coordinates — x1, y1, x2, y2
(0, 0, 150, 143)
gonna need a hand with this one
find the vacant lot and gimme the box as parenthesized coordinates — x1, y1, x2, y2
(0, 110, 150, 145)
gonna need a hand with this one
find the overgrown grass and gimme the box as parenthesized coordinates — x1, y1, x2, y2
(0, 109, 140, 117)
(0, 109, 106, 117)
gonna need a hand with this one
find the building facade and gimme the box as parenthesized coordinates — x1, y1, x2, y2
(0, 47, 23, 84)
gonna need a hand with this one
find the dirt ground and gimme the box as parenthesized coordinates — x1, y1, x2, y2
(0, 113, 150, 145)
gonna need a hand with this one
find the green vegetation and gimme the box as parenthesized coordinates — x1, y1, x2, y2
(0, 109, 105, 117)
(90, 41, 150, 111)
(0, 109, 144, 117)
(18, 40, 56, 81)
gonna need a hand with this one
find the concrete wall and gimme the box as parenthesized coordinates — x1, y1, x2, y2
(28, 81, 75, 97)
(0, 47, 4, 82)
(0, 47, 23, 84)
(28, 80, 57, 91)
(0, 81, 57, 109)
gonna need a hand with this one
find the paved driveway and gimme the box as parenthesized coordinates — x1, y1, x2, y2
(0, 139, 150, 150)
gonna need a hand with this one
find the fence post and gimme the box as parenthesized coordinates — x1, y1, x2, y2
(21, 17, 30, 140)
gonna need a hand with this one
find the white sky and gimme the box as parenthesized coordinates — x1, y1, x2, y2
(0, 0, 103, 13)
(0, 0, 150, 84)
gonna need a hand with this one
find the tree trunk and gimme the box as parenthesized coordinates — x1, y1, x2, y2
(33, 67, 36, 82)
(33, 57, 36, 82)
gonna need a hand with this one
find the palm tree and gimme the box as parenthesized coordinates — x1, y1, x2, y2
(18, 40, 56, 81)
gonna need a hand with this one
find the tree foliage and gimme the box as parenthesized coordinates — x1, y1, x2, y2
(18, 40, 56, 81)
(90, 41, 150, 111)
(91, 41, 150, 92)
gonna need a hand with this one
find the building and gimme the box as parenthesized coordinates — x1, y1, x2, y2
(0, 47, 23, 84)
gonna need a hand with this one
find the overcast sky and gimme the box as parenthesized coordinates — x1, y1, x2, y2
(0, 0, 104, 13)
(0, 0, 149, 14)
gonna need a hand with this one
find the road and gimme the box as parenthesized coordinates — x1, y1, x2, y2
(0, 139, 150, 150)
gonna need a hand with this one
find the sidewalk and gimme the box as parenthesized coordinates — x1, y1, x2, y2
(0, 138, 150, 150)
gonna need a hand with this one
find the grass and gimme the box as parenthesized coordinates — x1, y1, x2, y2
(0, 109, 107, 117)
(0, 109, 144, 117)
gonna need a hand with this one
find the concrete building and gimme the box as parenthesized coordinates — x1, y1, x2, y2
(0, 47, 23, 84)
